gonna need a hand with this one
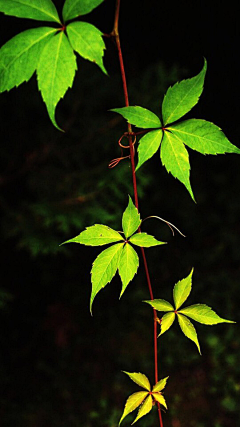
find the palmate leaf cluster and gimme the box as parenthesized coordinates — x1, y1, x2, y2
(0, 0, 106, 129)
(62, 196, 166, 312)
(111, 60, 240, 201)
(144, 270, 235, 354)
(119, 372, 168, 425)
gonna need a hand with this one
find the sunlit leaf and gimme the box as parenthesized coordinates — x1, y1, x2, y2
(169, 119, 240, 155)
(0, 0, 60, 22)
(0, 27, 56, 92)
(173, 269, 193, 310)
(122, 371, 151, 391)
(67, 21, 107, 74)
(119, 391, 148, 426)
(132, 394, 153, 424)
(159, 312, 175, 336)
(144, 299, 174, 312)
(136, 130, 163, 171)
(162, 59, 207, 125)
(122, 196, 141, 238)
(118, 244, 139, 296)
(62, 224, 124, 246)
(179, 304, 235, 325)
(152, 392, 167, 409)
(37, 31, 77, 130)
(110, 106, 161, 129)
(90, 243, 124, 312)
(129, 232, 166, 247)
(63, 0, 104, 21)
(177, 313, 201, 354)
(160, 130, 195, 201)
(152, 376, 169, 392)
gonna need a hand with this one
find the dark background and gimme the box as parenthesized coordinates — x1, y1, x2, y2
(0, 1, 239, 426)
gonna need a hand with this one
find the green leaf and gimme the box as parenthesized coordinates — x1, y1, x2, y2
(177, 313, 201, 354)
(90, 243, 124, 312)
(152, 393, 167, 410)
(0, 27, 56, 92)
(169, 119, 240, 155)
(129, 232, 166, 247)
(122, 372, 151, 391)
(118, 244, 139, 297)
(143, 299, 174, 312)
(159, 312, 175, 336)
(132, 394, 153, 424)
(160, 130, 195, 201)
(173, 269, 193, 310)
(110, 106, 161, 129)
(122, 196, 141, 239)
(162, 59, 207, 125)
(136, 130, 163, 171)
(179, 304, 235, 325)
(63, 0, 104, 21)
(0, 0, 61, 22)
(62, 224, 124, 246)
(152, 376, 169, 392)
(66, 22, 107, 74)
(37, 31, 77, 130)
(119, 391, 149, 426)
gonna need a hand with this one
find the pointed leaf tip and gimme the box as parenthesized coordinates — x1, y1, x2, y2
(122, 371, 151, 391)
(110, 106, 161, 128)
(132, 394, 153, 424)
(122, 196, 141, 238)
(173, 268, 194, 310)
(119, 391, 149, 426)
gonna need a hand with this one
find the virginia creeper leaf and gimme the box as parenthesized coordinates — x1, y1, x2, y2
(63, 0, 104, 21)
(119, 391, 148, 426)
(173, 269, 193, 310)
(179, 304, 235, 325)
(37, 31, 77, 130)
(162, 59, 207, 125)
(144, 299, 174, 312)
(122, 372, 151, 391)
(159, 312, 175, 336)
(152, 376, 169, 392)
(62, 224, 124, 246)
(122, 196, 141, 238)
(0, 0, 61, 23)
(169, 119, 240, 155)
(160, 130, 195, 201)
(152, 393, 167, 409)
(129, 232, 166, 247)
(90, 243, 124, 312)
(132, 394, 153, 424)
(0, 27, 56, 92)
(118, 244, 139, 297)
(110, 106, 161, 129)
(177, 313, 201, 354)
(136, 129, 163, 171)
(66, 21, 107, 74)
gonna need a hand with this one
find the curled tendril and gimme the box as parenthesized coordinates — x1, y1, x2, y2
(108, 133, 136, 168)
(142, 216, 186, 237)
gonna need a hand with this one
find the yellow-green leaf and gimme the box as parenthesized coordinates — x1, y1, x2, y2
(173, 269, 193, 310)
(129, 232, 166, 247)
(136, 129, 163, 171)
(159, 312, 175, 336)
(152, 376, 169, 392)
(0, 0, 61, 23)
(122, 371, 151, 391)
(62, 224, 124, 246)
(132, 394, 153, 424)
(118, 244, 139, 297)
(37, 32, 77, 130)
(144, 299, 174, 312)
(90, 243, 124, 312)
(122, 196, 141, 239)
(160, 130, 195, 201)
(119, 391, 148, 426)
(179, 304, 235, 325)
(63, 0, 104, 21)
(152, 392, 168, 410)
(177, 313, 201, 354)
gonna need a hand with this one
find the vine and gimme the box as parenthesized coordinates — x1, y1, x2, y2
(0, 0, 238, 425)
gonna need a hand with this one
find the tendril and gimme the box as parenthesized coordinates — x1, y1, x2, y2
(142, 215, 186, 237)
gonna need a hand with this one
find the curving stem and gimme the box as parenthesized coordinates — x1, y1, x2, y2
(111, 1, 164, 426)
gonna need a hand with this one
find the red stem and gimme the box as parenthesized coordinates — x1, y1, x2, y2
(111, 2, 163, 426)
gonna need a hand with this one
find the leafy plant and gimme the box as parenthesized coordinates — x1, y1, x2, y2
(0, 0, 238, 426)
(144, 269, 235, 354)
